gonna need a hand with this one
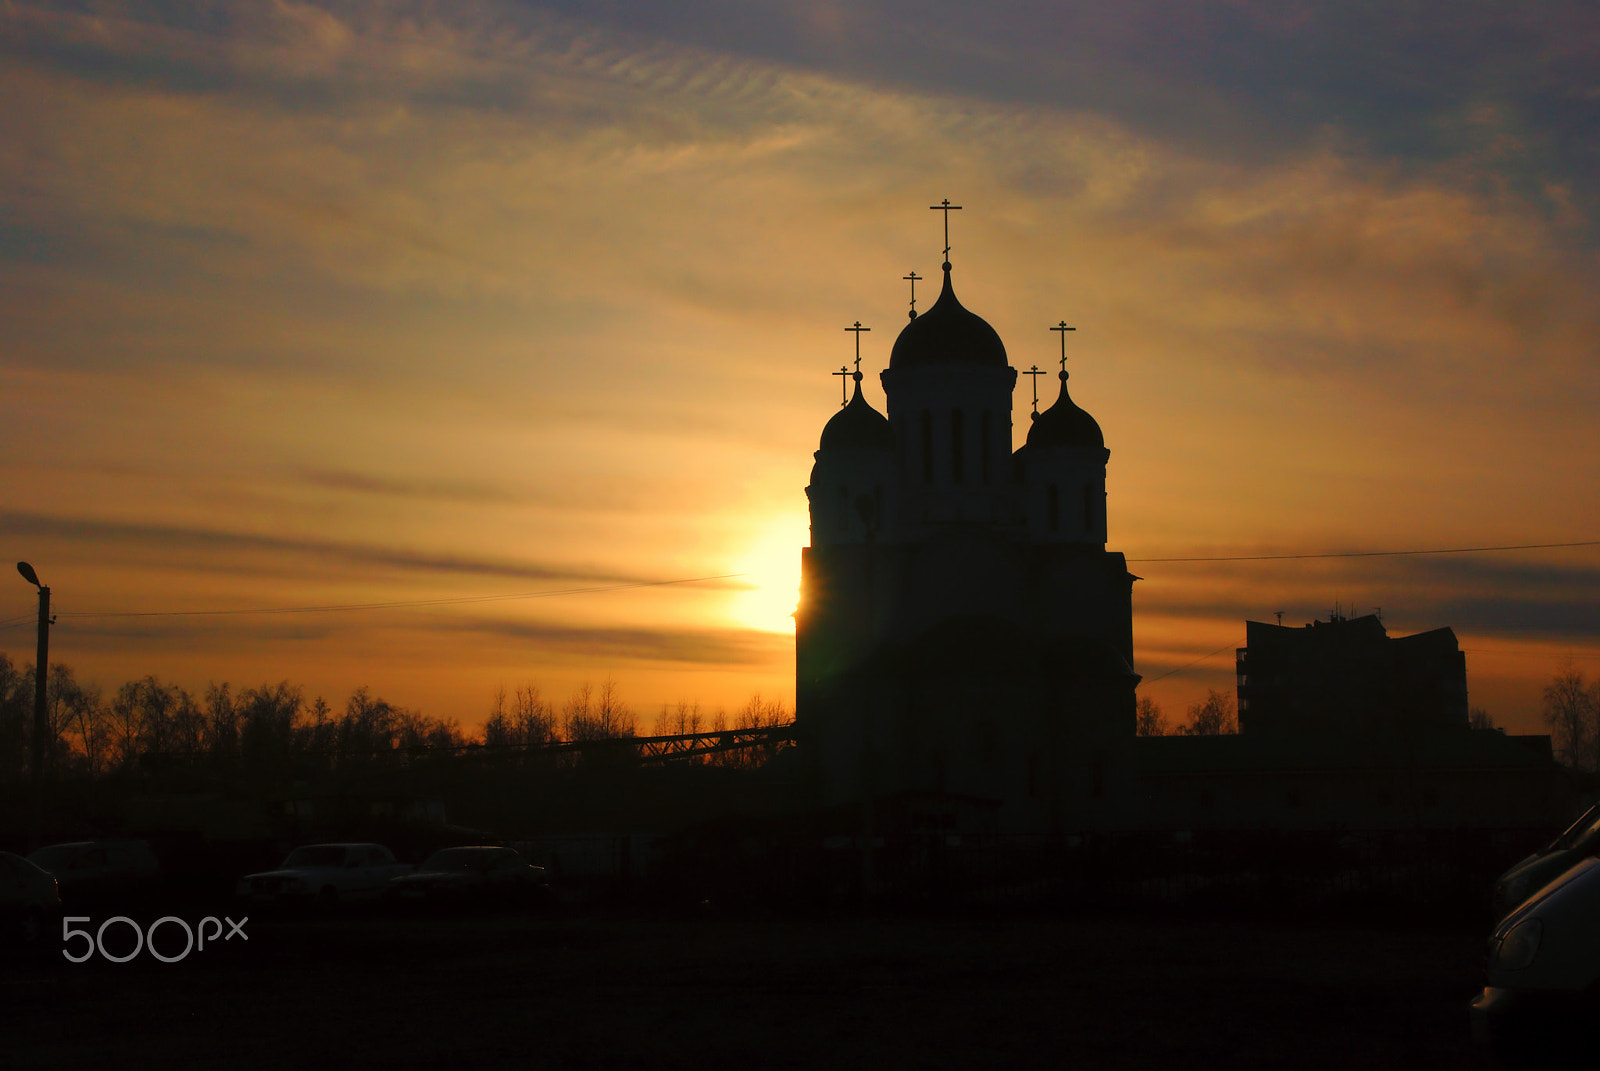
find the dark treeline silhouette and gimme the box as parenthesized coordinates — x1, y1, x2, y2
(0, 651, 792, 789)
(1133, 689, 1239, 737)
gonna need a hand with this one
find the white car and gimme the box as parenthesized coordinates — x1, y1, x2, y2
(1471, 856, 1600, 1055)
(237, 843, 412, 908)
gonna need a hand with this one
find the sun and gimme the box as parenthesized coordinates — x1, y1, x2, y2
(730, 514, 806, 634)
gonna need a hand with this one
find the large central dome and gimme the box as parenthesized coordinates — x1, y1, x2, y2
(888, 268, 1008, 370)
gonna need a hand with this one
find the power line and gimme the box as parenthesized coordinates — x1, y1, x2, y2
(1141, 639, 1242, 684)
(52, 573, 743, 621)
(1127, 539, 1600, 564)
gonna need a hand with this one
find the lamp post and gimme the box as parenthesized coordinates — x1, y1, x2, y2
(17, 562, 50, 850)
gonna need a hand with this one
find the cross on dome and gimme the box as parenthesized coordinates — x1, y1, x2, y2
(929, 199, 962, 268)
(845, 321, 870, 380)
(831, 365, 850, 406)
(1023, 364, 1046, 418)
(1051, 320, 1076, 377)
(903, 271, 922, 320)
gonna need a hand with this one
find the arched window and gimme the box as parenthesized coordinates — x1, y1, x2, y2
(980, 411, 992, 485)
(950, 409, 965, 484)
(1047, 484, 1060, 532)
(920, 410, 933, 484)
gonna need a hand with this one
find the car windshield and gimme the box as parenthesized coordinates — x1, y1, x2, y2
(1546, 802, 1600, 853)
(420, 849, 500, 873)
(282, 846, 348, 869)
(27, 845, 85, 871)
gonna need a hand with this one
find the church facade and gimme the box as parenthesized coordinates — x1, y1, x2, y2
(795, 247, 1140, 835)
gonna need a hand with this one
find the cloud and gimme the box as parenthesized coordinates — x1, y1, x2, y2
(443, 616, 790, 665)
(537, 0, 1600, 229)
(0, 508, 648, 584)
(1130, 550, 1600, 645)
(293, 465, 518, 504)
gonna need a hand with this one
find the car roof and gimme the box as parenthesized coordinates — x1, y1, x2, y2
(1497, 857, 1600, 934)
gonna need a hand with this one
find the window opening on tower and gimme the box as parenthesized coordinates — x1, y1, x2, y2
(980, 411, 992, 485)
(920, 410, 933, 484)
(951, 410, 965, 485)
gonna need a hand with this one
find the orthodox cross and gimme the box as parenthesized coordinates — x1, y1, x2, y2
(831, 365, 850, 406)
(1023, 365, 1046, 415)
(929, 199, 962, 262)
(844, 321, 870, 378)
(1051, 320, 1076, 373)
(903, 271, 922, 318)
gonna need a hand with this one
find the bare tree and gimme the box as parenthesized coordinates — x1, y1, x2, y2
(485, 687, 513, 748)
(0, 653, 28, 782)
(512, 684, 557, 747)
(1135, 696, 1167, 737)
(50, 666, 108, 775)
(735, 693, 788, 730)
(1542, 661, 1597, 770)
(594, 679, 635, 739)
(660, 699, 702, 737)
(1468, 705, 1495, 731)
(206, 682, 239, 764)
(563, 681, 597, 742)
(1177, 689, 1237, 736)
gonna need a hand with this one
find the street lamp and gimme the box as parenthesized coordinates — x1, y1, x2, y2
(17, 562, 50, 850)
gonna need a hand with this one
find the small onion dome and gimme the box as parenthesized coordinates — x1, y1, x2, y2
(888, 266, 1008, 370)
(820, 377, 895, 450)
(1026, 372, 1104, 449)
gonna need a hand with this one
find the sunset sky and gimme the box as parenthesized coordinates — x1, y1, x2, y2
(2, 1, 1597, 735)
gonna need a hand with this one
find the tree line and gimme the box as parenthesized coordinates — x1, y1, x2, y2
(0, 651, 792, 785)
(1134, 690, 1238, 737)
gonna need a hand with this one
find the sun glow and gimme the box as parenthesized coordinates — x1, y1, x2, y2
(730, 514, 807, 634)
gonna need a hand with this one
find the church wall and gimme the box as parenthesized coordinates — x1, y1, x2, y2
(1017, 444, 1110, 545)
(880, 364, 1019, 531)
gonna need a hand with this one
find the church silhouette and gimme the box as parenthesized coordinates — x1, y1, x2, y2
(796, 208, 1138, 835)
(791, 206, 1564, 841)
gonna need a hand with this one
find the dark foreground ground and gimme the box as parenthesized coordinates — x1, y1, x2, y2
(2, 903, 1511, 1071)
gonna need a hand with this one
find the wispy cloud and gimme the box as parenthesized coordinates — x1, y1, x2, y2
(0, 508, 645, 584)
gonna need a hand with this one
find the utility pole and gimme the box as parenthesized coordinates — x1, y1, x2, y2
(17, 562, 50, 851)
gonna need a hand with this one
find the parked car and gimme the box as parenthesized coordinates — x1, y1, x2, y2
(1491, 800, 1600, 919)
(1, 851, 61, 946)
(237, 843, 412, 908)
(387, 846, 549, 909)
(1471, 856, 1600, 1056)
(26, 840, 163, 906)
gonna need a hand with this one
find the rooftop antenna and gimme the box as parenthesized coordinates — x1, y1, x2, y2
(929, 199, 962, 268)
(1275, 610, 1284, 627)
(1023, 365, 1045, 418)
(903, 271, 922, 320)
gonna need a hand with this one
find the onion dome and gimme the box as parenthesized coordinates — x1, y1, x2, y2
(820, 375, 894, 450)
(1026, 371, 1104, 449)
(888, 265, 1008, 370)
